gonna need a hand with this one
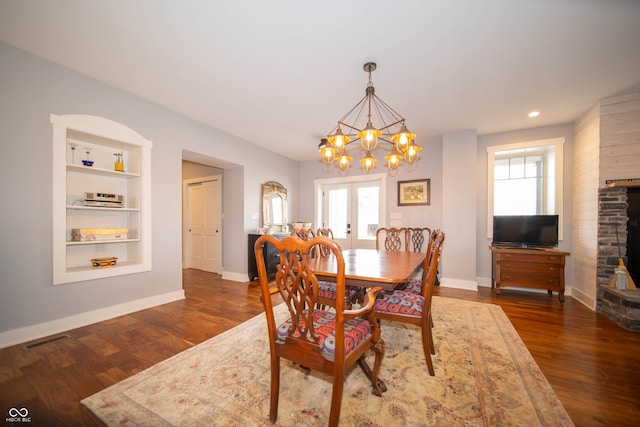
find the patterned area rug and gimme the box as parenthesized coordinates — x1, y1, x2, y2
(82, 297, 573, 426)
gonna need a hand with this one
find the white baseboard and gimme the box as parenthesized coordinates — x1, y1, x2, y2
(568, 286, 593, 309)
(0, 290, 185, 349)
(440, 277, 478, 291)
(222, 271, 250, 282)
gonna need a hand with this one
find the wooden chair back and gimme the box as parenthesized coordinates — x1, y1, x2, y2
(408, 227, 432, 253)
(253, 234, 386, 425)
(316, 227, 334, 239)
(375, 227, 409, 252)
(290, 227, 315, 241)
(420, 230, 445, 297)
(315, 227, 335, 257)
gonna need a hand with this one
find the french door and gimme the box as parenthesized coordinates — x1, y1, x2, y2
(317, 175, 385, 250)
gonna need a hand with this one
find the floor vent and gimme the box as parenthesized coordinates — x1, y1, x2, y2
(24, 334, 71, 349)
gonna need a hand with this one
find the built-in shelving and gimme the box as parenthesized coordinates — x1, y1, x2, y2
(52, 114, 152, 285)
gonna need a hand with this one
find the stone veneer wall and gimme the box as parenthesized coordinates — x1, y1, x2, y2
(597, 187, 628, 286)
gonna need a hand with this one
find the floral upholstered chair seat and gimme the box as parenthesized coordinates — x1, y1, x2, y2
(276, 309, 372, 359)
(316, 281, 360, 306)
(399, 278, 422, 295)
(374, 291, 424, 317)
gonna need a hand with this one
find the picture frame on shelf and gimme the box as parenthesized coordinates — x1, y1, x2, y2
(398, 179, 430, 206)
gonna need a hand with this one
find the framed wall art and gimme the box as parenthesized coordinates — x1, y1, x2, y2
(398, 179, 430, 206)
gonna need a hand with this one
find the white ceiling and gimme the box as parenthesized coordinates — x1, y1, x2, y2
(1, 1, 639, 162)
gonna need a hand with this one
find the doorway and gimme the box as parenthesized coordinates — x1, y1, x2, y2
(315, 174, 386, 249)
(183, 176, 222, 273)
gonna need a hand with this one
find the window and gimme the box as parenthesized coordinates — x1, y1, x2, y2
(494, 148, 550, 215)
(487, 138, 564, 238)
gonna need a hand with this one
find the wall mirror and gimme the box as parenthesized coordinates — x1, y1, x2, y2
(262, 181, 288, 232)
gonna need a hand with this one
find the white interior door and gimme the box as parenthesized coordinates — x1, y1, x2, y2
(321, 180, 381, 250)
(187, 179, 222, 272)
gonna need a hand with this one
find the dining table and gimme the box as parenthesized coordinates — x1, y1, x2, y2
(309, 248, 426, 291)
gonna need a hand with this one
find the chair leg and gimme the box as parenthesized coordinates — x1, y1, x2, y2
(372, 339, 387, 394)
(356, 343, 387, 396)
(421, 321, 435, 376)
(429, 313, 435, 355)
(328, 370, 345, 427)
(269, 356, 281, 422)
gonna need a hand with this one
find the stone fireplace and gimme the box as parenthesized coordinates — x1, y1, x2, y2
(596, 184, 640, 331)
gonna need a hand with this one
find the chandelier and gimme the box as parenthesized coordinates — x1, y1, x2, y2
(319, 62, 422, 173)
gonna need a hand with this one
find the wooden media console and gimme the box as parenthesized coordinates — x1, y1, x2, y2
(490, 246, 570, 302)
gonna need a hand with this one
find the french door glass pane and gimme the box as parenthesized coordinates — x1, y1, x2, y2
(357, 186, 379, 240)
(328, 188, 348, 239)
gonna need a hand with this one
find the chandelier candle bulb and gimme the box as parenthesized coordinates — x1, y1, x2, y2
(328, 127, 350, 153)
(391, 123, 416, 153)
(405, 142, 423, 163)
(337, 150, 352, 170)
(360, 150, 377, 172)
(385, 147, 403, 170)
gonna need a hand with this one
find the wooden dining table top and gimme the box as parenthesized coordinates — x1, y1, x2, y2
(309, 249, 426, 290)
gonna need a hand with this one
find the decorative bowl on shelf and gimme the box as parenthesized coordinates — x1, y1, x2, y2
(82, 160, 94, 167)
(91, 257, 118, 268)
(291, 222, 312, 231)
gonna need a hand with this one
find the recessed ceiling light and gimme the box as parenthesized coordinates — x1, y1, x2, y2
(528, 111, 540, 118)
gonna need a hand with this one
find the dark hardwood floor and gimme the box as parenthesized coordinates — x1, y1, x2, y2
(1, 269, 639, 426)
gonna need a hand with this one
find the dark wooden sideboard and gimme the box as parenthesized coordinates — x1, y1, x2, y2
(248, 233, 288, 281)
(490, 246, 570, 302)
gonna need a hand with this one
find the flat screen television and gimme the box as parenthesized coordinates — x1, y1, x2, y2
(492, 215, 559, 248)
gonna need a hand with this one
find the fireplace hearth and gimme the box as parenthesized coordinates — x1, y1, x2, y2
(597, 286, 640, 331)
(596, 184, 640, 330)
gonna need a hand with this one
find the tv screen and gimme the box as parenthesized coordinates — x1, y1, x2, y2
(492, 215, 559, 248)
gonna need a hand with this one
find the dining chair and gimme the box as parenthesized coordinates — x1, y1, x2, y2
(291, 227, 315, 240)
(312, 227, 354, 307)
(407, 227, 432, 253)
(309, 227, 340, 305)
(374, 230, 445, 376)
(254, 234, 387, 426)
(316, 227, 334, 238)
(403, 229, 440, 294)
(316, 227, 335, 257)
(375, 227, 409, 252)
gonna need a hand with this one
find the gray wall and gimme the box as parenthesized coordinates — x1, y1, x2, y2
(0, 42, 298, 342)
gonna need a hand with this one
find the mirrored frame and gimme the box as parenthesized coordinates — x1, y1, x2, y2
(262, 181, 288, 232)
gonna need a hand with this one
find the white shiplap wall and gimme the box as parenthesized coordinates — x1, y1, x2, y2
(572, 104, 600, 308)
(572, 92, 640, 309)
(599, 93, 640, 187)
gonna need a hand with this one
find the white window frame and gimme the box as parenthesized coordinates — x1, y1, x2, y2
(487, 137, 564, 240)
